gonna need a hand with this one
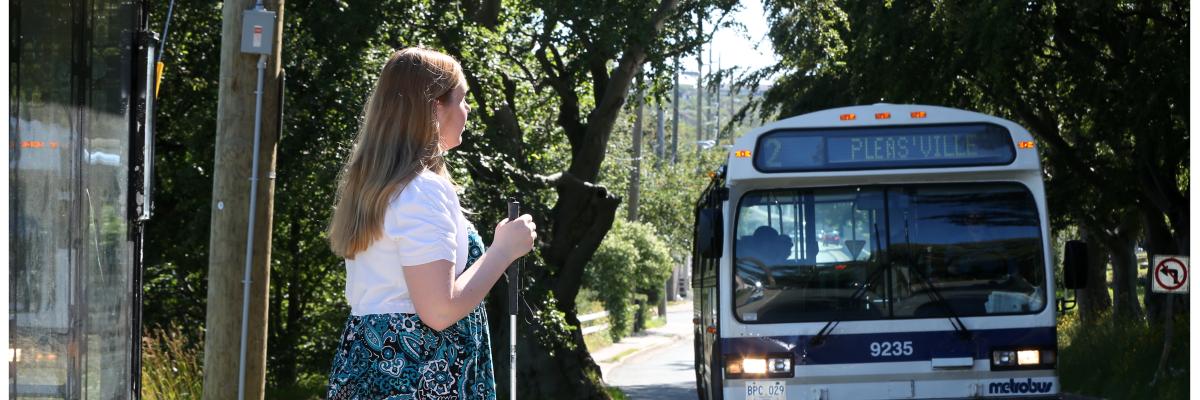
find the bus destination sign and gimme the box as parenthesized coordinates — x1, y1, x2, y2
(754, 123, 1015, 172)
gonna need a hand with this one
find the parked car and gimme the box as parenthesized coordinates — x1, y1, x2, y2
(821, 229, 841, 245)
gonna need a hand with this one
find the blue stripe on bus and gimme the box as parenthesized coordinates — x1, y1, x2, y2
(718, 327, 1055, 365)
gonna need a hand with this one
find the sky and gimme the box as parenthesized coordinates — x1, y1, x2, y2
(679, 0, 779, 85)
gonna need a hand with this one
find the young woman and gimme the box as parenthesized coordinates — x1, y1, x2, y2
(325, 47, 535, 400)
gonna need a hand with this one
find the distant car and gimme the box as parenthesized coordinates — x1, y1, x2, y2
(821, 230, 841, 245)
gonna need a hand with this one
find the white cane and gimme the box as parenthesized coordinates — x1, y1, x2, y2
(506, 200, 522, 400)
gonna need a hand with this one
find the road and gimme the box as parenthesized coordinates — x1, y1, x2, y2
(605, 308, 697, 400)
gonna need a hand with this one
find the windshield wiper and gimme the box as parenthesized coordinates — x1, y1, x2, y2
(904, 215, 972, 340)
(810, 223, 886, 347)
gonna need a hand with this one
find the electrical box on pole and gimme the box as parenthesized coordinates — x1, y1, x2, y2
(240, 8, 276, 55)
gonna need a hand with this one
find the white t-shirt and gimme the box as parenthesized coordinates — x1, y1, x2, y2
(344, 170, 469, 315)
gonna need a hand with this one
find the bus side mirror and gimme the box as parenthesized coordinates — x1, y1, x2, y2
(1062, 240, 1088, 289)
(697, 208, 723, 259)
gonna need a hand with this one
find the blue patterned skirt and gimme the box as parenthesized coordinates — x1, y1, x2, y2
(328, 227, 495, 399)
(325, 304, 496, 400)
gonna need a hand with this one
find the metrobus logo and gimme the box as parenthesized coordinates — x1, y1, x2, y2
(987, 378, 1053, 394)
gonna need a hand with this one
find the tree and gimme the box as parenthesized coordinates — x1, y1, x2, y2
(149, 0, 741, 397)
(415, 1, 739, 397)
(743, 0, 1188, 323)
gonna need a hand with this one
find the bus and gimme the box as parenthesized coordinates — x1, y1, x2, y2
(692, 104, 1081, 399)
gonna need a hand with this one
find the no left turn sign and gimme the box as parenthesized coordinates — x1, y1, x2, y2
(1151, 255, 1189, 294)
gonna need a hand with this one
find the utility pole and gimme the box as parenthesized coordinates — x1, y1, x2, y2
(628, 75, 643, 222)
(695, 12, 703, 155)
(671, 57, 680, 164)
(729, 77, 736, 136)
(714, 54, 720, 146)
(655, 99, 664, 169)
(204, 1, 284, 399)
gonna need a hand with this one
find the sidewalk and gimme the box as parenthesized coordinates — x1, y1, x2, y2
(591, 301, 693, 380)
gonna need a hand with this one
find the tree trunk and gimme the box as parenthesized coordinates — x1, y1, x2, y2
(1075, 227, 1111, 324)
(489, 174, 620, 400)
(1107, 233, 1143, 321)
(1102, 215, 1143, 321)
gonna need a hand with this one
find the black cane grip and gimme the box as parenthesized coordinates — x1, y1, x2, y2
(507, 199, 521, 314)
(507, 200, 520, 221)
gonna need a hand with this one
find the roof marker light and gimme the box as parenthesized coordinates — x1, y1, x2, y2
(735, 150, 752, 158)
(840, 113, 857, 121)
(1018, 141, 1035, 149)
(874, 112, 891, 120)
(910, 111, 927, 119)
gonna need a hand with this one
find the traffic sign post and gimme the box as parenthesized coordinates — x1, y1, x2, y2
(1149, 255, 1188, 384)
(1151, 255, 1189, 294)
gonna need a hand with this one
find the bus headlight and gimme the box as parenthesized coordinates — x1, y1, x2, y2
(1016, 350, 1039, 365)
(992, 350, 1016, 366)
(768, 356, 792, 373)
(726, 354, 794, 378)
(992, 348, 1056, 369)
(742, 358, 767, 374)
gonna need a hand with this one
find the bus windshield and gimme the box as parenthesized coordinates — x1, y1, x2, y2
(732, 183, 1046, 324)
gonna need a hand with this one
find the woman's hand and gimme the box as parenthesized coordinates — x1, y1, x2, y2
(491, 214, 536, 263)
(405, 214, 536, 332)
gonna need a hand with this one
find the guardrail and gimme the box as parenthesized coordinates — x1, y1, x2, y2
(579, 310, 609, 335)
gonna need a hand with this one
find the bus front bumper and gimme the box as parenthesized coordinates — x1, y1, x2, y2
(724, 372, 1058, 399)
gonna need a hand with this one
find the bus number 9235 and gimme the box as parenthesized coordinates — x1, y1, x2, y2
(869, 341, 913, 357)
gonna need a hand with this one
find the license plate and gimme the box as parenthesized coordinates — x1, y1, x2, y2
(745, 380, 787, 400)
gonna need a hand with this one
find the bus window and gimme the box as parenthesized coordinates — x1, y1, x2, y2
(733, 188, 887, 323)
(887, 183, 1046, 318)
(732, 183, 1046, 324)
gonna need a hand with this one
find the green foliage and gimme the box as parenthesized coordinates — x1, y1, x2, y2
(141, 326, 203, 400)
(1057, 311, 1189, 398)
(143, 0, 224, 336)
(147, 0, 739, 397)
(750, 0, 1189, 323)
(584, 220, 674, 341)
(750, 0, 1188, 228)
(599, 93, 732, 263)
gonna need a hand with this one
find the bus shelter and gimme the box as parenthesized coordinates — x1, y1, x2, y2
(10, 0, 154, 398)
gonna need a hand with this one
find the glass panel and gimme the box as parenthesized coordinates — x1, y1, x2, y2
(81, 1, 136, 398)
(732, 183, 1047, 324)
(733, 188, 887, 323)
(11, 0, 80, 396)
(11, 1, 138, 398)
(887, 183, 1046, 318)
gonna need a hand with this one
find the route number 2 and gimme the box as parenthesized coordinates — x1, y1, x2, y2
(763, 139, 782, 167)
(869, 341, 913, 357)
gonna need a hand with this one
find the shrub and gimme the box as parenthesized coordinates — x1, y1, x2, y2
(1057, 311, 1189, 398)
(584, 220, 674, 342)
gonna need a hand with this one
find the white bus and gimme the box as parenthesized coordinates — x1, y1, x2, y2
(692, 104, 1082, 400)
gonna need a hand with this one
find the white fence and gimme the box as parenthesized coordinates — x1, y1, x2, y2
(579, 310, 609, 335)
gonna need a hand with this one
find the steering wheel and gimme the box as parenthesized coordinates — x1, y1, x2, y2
(735, 256, 776, 286)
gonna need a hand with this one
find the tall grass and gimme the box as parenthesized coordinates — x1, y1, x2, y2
(142, 325, 204, 400)
(1057, 311, 1189, 399)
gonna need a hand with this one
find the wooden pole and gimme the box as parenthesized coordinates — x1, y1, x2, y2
(671, 57, 680, 165)
(695, 12, 703, 155)
(628, 76, 643, 222)
(203, 1, 284, 399)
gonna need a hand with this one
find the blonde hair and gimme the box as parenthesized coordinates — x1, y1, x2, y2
(328, 47, 466, 259)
